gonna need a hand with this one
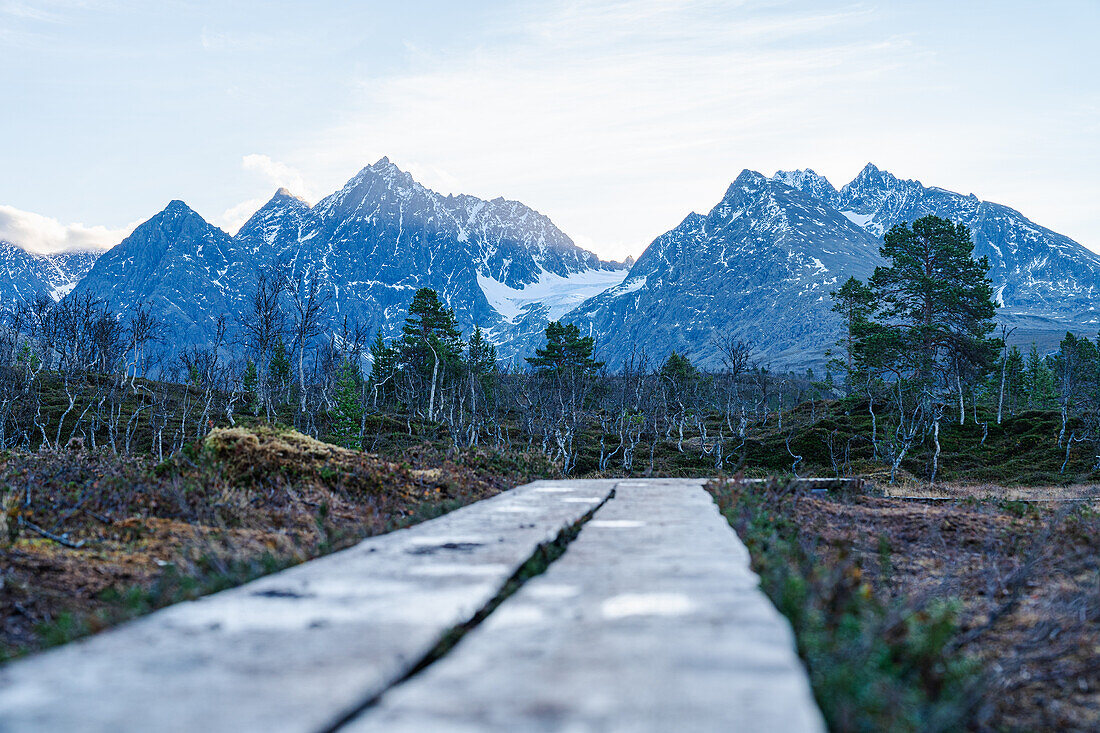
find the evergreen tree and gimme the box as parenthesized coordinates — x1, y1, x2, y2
(269, 338, 291, 396)
(466, 326, 497, 377)
(1000, 345, 1026, 415)
(330, 359, 364, 449)
(465, 326, 498, 412)
(1052, 332, 1100, 413)
(868, 216, 999, 390)
(368, 333, 399, 403)
(660, 351, 698, 389)
(829, 275, 876, 392)
(1024, 344, 1057, 409)
(526, 321, 603, 378)
(398, 288, 463, 418)
(399, 288, 463, 375)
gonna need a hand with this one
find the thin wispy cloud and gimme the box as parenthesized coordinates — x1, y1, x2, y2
(1, 0, 1097, 258)
(213, 154, 317, 235)
(299, 0, 923, 258)
(241, 154, 315, 201)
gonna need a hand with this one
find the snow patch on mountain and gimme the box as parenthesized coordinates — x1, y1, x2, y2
(479, 267, 628, 323)
(840, 210, 874, 229)
(0, 239, 101, 306)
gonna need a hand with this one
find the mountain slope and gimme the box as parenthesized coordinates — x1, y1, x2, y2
(67, 201, 245, 347)
(568, 163, 1100, 369)
(45, 159, 1094, 369)
(778, 163, 1100, 328)
(59, 158, 623, 358)
(567, 170, 883, 369)
(0, 240, 101, 306)
(234, 158, 626, 357)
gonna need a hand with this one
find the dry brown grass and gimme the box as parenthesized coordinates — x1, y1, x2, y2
(1, 427, 551, 659)
(881, 481, 1100, 502)
(790, 490, 1100, 730)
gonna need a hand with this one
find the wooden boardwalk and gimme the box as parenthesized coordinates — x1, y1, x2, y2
(0, 480, 823, 732)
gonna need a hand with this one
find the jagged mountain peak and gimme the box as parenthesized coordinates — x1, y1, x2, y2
(567, 168, 883, 369)
(17, 156, 1095, 373)
(130, 200, 218, 241)
(271, 187, 308, 204)
(563, 160, 1100, 370)
(829, 164, 1100, 325)
(259, 188, 311, 213)
(842, 162, 911, 193)
(315, 157, 426, 220)
(714, 169, 772, 214)
(225, 155, 626, 362)
(355, 155, 408, 181)
(163, 199, 195, 214)
(236, 186, 318, 256)
(726, 168, 768, 190)
(771, 168, 838, 201)
(66, 195, 241, 347)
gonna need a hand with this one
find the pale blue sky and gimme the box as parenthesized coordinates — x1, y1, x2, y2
(2, 0, 1097, 257)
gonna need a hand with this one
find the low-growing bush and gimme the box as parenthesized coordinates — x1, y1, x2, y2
(707, 478, 979, 732)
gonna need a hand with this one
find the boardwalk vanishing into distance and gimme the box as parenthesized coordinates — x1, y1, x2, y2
(0, 479, 823, 733)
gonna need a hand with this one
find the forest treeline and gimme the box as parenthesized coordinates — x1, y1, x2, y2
(1, 215, 1098, 482)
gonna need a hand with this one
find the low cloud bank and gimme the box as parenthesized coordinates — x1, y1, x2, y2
(0, 205, 130, 254)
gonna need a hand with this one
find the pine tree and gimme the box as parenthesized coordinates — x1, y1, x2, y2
(829, 276, 876, 392)
(1052, 332, 1100, 413)
(398, 288, 463, 418)
(1002, 345, 1025, 415)
(868, 216, 999, 396)
(466, 326, 497, 377)
(330, 359, 364, 449)
(660, 351, 698, 390)
(269, 338, 291, 399)
(368, 333, 399, 404)
(526, 321, 603, 378)
(465, 326, 498, 413)
(1024, 344, 1057, 409)
(399, 288, 463, 374)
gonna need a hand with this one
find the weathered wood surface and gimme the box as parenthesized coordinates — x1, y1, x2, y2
(0, 478, 823, 733)
(346, 479, 824, 732)
(0, 480, 616, 733)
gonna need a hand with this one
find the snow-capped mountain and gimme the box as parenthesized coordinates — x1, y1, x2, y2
(567, 170, 883, 369)
(68, 158, 625, 355)
(233, 157, 626, 357)
(0, 239, 101, 306)
(771, 163, 1100, 350)
(234, 187, 318, 262)
(13, 158, 1096, 369)
(566, 163, 1100, 369)
(67, 200, 246, 347)
(777, 163, 1100, 325)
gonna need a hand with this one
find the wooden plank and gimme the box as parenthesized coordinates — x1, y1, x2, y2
(0, 480, 617, 733)
(345, 479, 825, 732)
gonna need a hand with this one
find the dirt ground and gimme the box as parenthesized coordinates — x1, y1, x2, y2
(792, 491, 1100, 730)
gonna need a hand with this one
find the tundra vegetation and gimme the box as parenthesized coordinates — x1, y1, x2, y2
(0, 216, 1097, 729)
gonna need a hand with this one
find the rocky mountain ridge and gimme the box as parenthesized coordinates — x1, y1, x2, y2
(4, 160, 1096, 370)
(564, 163, 1100, 369)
